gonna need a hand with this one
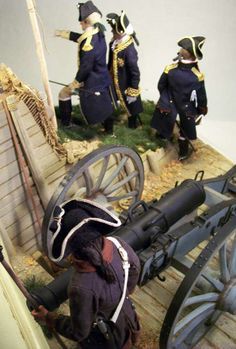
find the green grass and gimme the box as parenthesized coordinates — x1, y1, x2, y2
(56, 100, 166, 153)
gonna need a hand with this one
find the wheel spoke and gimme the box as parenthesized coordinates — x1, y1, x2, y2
(219, 243, 230, 283)
(173, 303, 215, 335)
(103, 171, 138, 195)
(93, 155, 110, 191)
(106, 190, 138, 202)
(172, 306, 215, 347)
(83, 169, 93, 197)
(201, 272, 224, 292)
(184, 292, 219, 307)
(100, 156, 128, 190)
(229, 233, 236, 277)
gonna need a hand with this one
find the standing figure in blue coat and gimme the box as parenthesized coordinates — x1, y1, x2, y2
(55, 1, 114, 133)
(151, 36, 208, 160)
(106, 11, 143, 129)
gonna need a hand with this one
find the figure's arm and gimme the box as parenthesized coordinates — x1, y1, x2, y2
(55, 287, 96, 341)
(31, 288, 96, 342)
(54, 30, 82, 42)
(124, 44, 141, 100)
(157, 71, 169, 93)
(197, 81, 208, 115)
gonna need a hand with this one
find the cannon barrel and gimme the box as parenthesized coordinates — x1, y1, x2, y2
(30, 179, 205, 311)
(112, 179, 205, 251)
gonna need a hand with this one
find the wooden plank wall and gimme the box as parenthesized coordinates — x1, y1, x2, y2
(0, 98, 70, 254)
(0, 101, 43, 254)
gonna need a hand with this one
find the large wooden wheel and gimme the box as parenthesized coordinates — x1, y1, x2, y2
(42, 145, 144, 258)
(160, 214, 236, 349)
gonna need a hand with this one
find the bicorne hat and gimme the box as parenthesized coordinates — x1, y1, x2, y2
(48, 199, 121, 262)
(77, 1, 102, 22)
(178, 36, 206, 60)
(107, 11, 139, 45)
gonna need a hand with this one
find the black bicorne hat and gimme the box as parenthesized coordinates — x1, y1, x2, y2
(178, 36, 206, 60)
(48, 199, 121, 262)
(107, 11, 139, 45)
(77, 1, 102, 21)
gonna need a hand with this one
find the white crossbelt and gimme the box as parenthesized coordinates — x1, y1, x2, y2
(107, 237, 130, 323)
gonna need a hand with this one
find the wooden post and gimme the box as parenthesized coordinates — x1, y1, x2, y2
(25, 0, 58, 129)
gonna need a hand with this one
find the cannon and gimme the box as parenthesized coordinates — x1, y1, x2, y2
(32, 145, 236, 349)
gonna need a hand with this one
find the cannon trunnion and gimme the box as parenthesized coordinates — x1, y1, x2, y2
(33, 146, 236, 349)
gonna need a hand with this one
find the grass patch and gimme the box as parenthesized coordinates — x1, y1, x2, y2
(56, 100, 166, 152)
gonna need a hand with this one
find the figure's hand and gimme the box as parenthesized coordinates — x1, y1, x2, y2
(54, 30, 70, 39)
(126, 96, 137, 104)
(195, 114, 203, 125)
(68, 80, 81, 92)
(31, 305, 49, 324)
(159, 108, 170, 116)
(31, 305, 56, 329)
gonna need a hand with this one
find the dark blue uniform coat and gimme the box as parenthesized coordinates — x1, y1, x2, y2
(54, 237, 140, 349)
(108, 36, 143, 116)
(69, 30, 114, 124)
(151, 62, 208, 140)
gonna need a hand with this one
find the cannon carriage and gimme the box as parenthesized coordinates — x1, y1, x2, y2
(34, 145, 236, 349)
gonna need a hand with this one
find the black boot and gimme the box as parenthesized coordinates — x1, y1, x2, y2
(59, 100, 72, 126)
(178, 138, 190, 161)
(103, 115, 114, 134)
(128, 114, 141, 128)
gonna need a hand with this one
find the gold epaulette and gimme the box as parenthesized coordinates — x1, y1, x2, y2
(82, 36, 93, 51)
(164, 63, 178, 74)
(191, 67, 204, 81)
(125, 87, 141, 97)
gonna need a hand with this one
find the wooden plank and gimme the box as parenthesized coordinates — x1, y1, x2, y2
(0, 139, 14, 154)
(7, 204, 44, 240)
(21, 112, 38, 129)
(40, 152, 62, 170)
(10, 103, 51, 208)
(29, 131, 47, 148)
(0, 125, 11, 143)
(27, 123, 41, 137)
(35, 143, 55, 159)
(45, 165, 67, 186)
(43, 158, 67, 179)
(0, 194, 30, 221)
(20, 235, 42, 254)
(1, 195, 42, 229)
(0, 185, 37, 211)
(0, 174, 34, 201)
(0, 110, 7, 127)
(0, 146, 17, 169)
(0, 160, 20, 185)
(12, 220, 41, 247)
(15, 100, 31, 117)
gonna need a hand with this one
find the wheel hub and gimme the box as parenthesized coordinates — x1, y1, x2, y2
(218, 278, 236, 314)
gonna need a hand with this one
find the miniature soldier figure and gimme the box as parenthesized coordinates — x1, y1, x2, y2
(55, 1, 114, 133)
(32, 199, 141, 349)
(151, 36, 208, 160)
(106, 11, 143, 129)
